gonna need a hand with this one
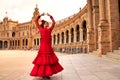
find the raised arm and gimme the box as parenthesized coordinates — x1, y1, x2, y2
(35, 15, 41, 29)
(35, 13, 44, 29)
(47, 13, 55, 31)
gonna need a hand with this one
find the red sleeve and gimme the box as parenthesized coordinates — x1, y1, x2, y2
(49, 16, 55, 31)
(35, 16, 42, 29)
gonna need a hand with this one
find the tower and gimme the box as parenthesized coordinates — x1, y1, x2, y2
(32, 4, 40, 20)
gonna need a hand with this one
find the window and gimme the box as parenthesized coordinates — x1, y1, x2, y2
(12, 32, 15, 37)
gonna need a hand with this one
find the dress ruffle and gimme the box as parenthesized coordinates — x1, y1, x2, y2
(32, 52, 58, 65)
(30, 62, 63, 77)
(30, 52, 63, 77)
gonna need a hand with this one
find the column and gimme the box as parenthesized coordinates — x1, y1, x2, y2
(74, 31, 77, 43)
(16, 40, 18, 49)
(59, 34, 62, 44)
(99, 0, 106, 23)
(80, 27, 83, 41)
(57, 34, 59, 44)
(20, 39, 22, 49)
(69, 33, 71, 43)
(98, 0, 110, 56)
(64, 32, 66, 44)
(36, 39, 37, 46)
(2, 40, 4, 49)
(93, 0, 99, 50)
(14, 40, 15, 49)
(87, 0, 95, 52)
(87, 0, 93, 28)
(28, 38, 32, 50)
(8, 40, 10, 49)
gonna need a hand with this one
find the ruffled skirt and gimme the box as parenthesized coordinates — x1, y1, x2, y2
(30, 52, 63, 77)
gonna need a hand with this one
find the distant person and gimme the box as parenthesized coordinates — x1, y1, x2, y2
(30, 13, 63, 79)
(60, 48, 62, 53)
(62, 48, 65, 53)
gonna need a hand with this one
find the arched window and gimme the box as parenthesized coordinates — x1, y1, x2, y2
(66, 30, 69, 43)
(76, 25, 80, 42)
(15, 40, 17, 46)
(34, 39, 36, 46)
(61, 32, 64, 44)
(71, 28, 74, 42)
(82, 21, 87, 41)
(12, 32, 15, 37)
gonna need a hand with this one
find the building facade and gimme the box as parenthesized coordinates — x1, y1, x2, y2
(0, 5, 40, 50)
(0, 0, 120, 56)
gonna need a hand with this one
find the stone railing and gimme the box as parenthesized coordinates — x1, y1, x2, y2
(52, 41, 87, 54)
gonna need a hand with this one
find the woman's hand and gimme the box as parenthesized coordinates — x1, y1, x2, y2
(46, 13, 52, 17)
(40, 13, 45, 16)
(37, 13, 45, 19)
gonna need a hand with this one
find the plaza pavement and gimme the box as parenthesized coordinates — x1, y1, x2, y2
(0, 50, 120, 80)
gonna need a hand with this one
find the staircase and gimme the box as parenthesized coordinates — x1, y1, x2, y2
(89, 50, 99, 56)
(103, 47, 120, 62)
(89, 47, 120, 62)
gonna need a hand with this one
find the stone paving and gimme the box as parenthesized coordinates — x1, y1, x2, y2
(0, 50, 120, 80)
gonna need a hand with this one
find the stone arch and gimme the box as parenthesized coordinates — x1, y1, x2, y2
(76, 24, 80, 42)
(57, 33, 60, 44)
(0, 41, 3, 49)
(66, 30, 69, 43)
(82, 20, 87, 41)
(70, 28, 74, 42)
(61, 32, 64, 44)
(4, 41, 8, 48)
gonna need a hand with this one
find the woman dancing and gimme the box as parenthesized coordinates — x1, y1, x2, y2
(30, 13, 63, 79)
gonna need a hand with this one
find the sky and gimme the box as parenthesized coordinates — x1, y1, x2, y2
(0, 0, 87, 23)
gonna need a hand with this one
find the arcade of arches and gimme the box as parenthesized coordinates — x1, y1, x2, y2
(52, 20, 87, 54)
(0, 0, 120, 56)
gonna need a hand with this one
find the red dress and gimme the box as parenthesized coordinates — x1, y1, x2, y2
(30, 16, 63, 77)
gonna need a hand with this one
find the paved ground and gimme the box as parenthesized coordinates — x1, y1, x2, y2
(0, 50, 120, 80)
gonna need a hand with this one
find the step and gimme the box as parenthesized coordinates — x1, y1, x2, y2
(103, 54, 120, 62)
(89, 51, 98, 56)
(106, 52, 120, 60)
(113, 50, 120, 54)
(93, 51, 98, 54)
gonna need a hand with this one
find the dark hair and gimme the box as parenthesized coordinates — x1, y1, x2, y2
(41, 20, 47, 28)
